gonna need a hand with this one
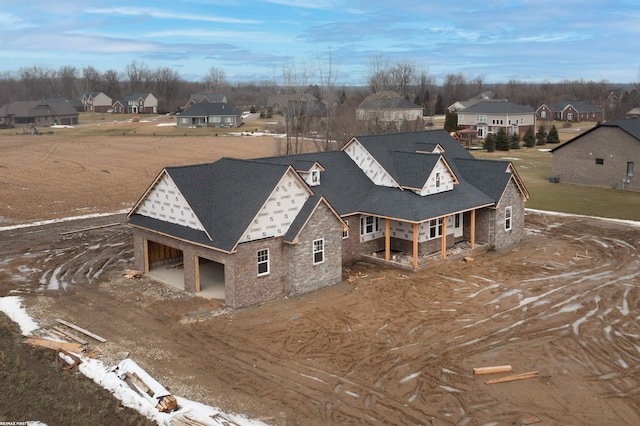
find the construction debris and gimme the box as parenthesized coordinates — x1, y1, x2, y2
(124, 268, 144, 279)
(463, 256, 474, 262)
(473, 365, 513, 375)
(24, 336, 82, 353)
(59, 349, 83, 371)
(55, 318, 107, 343)
(485, 371, 539, 385)
(113, 358, 179, 413)
(52, 325, 89, 345)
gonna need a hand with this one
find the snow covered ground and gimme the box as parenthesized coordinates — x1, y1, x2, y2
(0, 296, 265, 426)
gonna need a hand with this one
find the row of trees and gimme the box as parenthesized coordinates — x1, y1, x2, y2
(482, 124, 561, 152)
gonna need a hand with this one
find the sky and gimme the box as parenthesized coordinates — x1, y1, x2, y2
(1, 0, 639, 86)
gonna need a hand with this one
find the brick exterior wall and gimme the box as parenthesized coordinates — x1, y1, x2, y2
(288, 203, 343, 294)
(552, 126, 639, 192)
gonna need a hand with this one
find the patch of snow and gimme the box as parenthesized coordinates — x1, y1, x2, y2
(1, 297, 266, 425)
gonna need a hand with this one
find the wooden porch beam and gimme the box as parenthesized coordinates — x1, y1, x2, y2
(385, 219, 391, 262)
(194, 255, 201, 293)
(412, 223, 418, 270)
(470, 210, 476, 250)
(143, 239, 149, 273)
(441, 216, 447, 259)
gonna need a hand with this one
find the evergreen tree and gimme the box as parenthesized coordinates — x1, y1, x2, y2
(536, 124, 547, 145)
(523, 127, 536, 147)
(444, 110, 458, 133)
(435, 94, 445, 115)
(510, 132, 521, 149)
(547, 124, 560, 143)
(495, 128, 509, 151)
(484, 133, 496, 152)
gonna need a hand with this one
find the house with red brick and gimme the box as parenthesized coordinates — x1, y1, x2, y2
(127, 130, 529, 308)
(536, 101, 603, 123)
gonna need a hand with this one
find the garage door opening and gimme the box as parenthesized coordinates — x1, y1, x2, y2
(146, 241, 185, 291)
(197, 257, 225, 300)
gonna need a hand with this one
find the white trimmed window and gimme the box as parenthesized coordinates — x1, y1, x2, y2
(257, 249, 269, 276)
(429, 218, 443, 239)
(313, 239, 324, 264)
(360, 216, 379, 236)
(505, 206, 513, 231)
(342, 220, 349, 239)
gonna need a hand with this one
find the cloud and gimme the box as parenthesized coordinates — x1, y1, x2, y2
(85, 7, 260, 25)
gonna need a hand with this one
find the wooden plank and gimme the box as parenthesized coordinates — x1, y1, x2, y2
(485, 371, 539, 385)
(52, 326, 89, 345)
(24, 336, 82, 353)
(473, 365, 513, 375)
(55, 318, 107, 343)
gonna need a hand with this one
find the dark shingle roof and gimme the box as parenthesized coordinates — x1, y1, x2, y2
(461, 100, 534, 114)
(551, 118, 640, 152)
(130, 130, 525, 249)
(180, 102, 241, 117)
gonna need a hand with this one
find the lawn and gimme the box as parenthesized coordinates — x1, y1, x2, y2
(473, 146, 640, 221)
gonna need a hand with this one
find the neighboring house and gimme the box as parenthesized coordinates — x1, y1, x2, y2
(127, 130, 529, 309)
(177, 102, 242, 128)
(448, 91, 501, 112)
(0, 101, 79, 128)
(626, 107, 640, 119)
(183, 94, 227, 110)
(267, 93, 325, 117)
(46, 97, 84, 112)
(536, 101, 603, 122)
(457, 100, 535, 139)
(356, 92, 423, 128)
(111, 93, 158, 114)
(550, 118, 639, 191)
(80, 92, 113, 113)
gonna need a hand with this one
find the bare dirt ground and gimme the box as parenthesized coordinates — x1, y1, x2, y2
(2, 133, 640, 425)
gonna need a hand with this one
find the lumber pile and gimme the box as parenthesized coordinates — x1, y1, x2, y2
(124, 269, 144, 279)
(473, 364, 539, 384)
(114, 359, 180, 413)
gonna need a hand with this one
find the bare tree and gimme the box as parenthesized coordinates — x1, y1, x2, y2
(203, 66, 228, 93)
(368, 53, 391, 93)
(57, 65, 79, 99)
(125, 60, 150, 93)
(18, 65, 56, 100)
(275, 63, 312, 155)
(81, 66, 102, 94)
(103, 69, 122, 101)
(153, 67, 182, 112)
(389, 60, 415, 99)
(442, 73, 468, 108)
(316, 48, 339, 151)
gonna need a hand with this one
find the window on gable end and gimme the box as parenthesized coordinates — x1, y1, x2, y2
(313, 238, 324, 264)
(505, 206, 513, 231)
(257, 249, 269, 276)
(435, 172, 441, 188)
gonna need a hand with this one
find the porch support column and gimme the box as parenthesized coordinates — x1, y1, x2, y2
(385, 218, 391, 262)
(441, 216, 447, 259)
(412, 223, 419, 270)
(143, 239, 149, 273)
(194, 255, 201, 293)
(470, 209, 476, 250)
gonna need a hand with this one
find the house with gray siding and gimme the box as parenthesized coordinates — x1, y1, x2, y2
(550, 118, 639, 191)
(457, 100, 535, 139)
(0, 101, 79, 128)
(128, 130, 529, 308)
(177, 102, 242, 128)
